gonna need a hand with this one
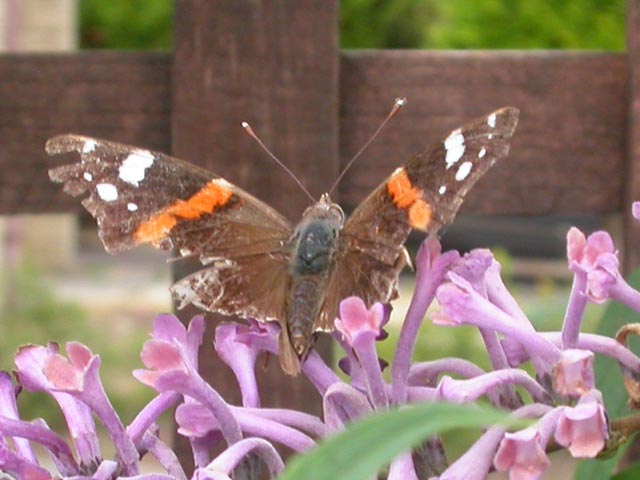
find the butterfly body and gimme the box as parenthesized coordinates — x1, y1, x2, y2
(47, 106, 520, 376)
(282, 194, 345, 365)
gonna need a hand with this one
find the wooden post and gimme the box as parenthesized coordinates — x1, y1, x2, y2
(170, 0, 339, 465)
(627, 0, 640, 273)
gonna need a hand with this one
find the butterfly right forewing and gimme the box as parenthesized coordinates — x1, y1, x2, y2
(406, 106, 520, 232)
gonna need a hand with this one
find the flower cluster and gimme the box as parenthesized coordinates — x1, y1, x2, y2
(2, 205, 640, 479)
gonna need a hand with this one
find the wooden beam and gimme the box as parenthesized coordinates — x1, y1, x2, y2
(0, 52, 170, 213)
(626, 0, 640, 272)
(169, 0, 339, 464)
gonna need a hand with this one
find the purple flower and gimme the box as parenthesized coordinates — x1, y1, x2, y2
(391, 236, 460, 403)
(555, 391, 608, 458)
(633, 201, 640, 221)
(214, 322, 262, 408)
(493, 408, 561, 480)
(335, 297, 385, 348)
(176, 402, 315, 452)
(567, 228, 615, 271)
(436, 370, 549, 405)
(195, 438, 284, 478)
(134, 315, 242, 447)
(553, 349, 594, 397)
(494, 429, 550, 479)
(566, 228, 629, 305)
(134, 313, 204, 389)
(16, 342, 140, 475)
(435, 273, 561, 374)
(441, 404, 553, 480)
(335, 297, 389, 409)
(14, 344, 101, 468)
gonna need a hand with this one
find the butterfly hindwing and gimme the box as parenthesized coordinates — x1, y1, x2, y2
(316, 107, 519, 331)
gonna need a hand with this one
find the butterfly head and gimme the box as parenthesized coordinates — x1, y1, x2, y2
(300, 193, 344, 225)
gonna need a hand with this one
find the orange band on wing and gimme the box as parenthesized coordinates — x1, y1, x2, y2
(408, 199, 432, 230)
(386, 169, 421, 208)
(135, 181, 233, 245)
(386, 168, 432, 229)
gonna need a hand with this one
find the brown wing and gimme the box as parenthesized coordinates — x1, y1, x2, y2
(170, 253, 291, 323)
(47, 134, 294, 322)
(316, 107, 520, 329)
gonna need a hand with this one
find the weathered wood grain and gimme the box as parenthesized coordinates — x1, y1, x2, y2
(626, 0, 640, 272)
(0, 52, 170, 213)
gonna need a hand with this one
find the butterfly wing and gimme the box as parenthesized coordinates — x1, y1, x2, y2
(47, 134, 294, 324)
(316, 107, 520, 329)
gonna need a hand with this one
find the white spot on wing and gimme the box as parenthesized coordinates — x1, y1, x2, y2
(488, 113, 497, 128)
(96, 183, 118, 202)
(83, 172, 93, 181)
(118, 150, 155, 186)
(212, 178, 233, 189)
(478, 147, 486, 159)
(455, 161, 473, 181)
(438, 185, 447, 195)
(127, 202, 138, 211)
(82, 140, 97, 153)
(444, 128, 465, 169)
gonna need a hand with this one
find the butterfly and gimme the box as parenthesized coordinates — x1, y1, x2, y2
(47, 106, 519, 376)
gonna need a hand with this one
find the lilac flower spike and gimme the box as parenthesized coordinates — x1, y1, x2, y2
(9, 202, 640, 479)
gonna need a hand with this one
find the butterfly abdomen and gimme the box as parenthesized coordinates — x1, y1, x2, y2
(287, 274, 327, 356)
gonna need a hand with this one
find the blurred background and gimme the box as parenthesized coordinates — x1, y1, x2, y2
(0, 0, 628, 470)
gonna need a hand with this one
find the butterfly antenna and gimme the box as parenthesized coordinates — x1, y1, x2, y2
(242, 122, 315, 202)
(328, 97, 406, 196)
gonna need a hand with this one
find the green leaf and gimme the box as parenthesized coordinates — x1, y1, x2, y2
(279, 403, 524, 480)
(573, 268, 640, 480)
(612, 462, 640, 479)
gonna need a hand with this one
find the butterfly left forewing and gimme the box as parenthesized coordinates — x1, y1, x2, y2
(48, 134, 297, 342)
(47, 134, 293, 259)
(316, 107, 519, 330)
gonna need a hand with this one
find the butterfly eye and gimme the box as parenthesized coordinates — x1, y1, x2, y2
(329, 204, 345, 222)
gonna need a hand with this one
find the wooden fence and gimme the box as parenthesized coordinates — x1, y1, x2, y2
(1, 0, 638, 461)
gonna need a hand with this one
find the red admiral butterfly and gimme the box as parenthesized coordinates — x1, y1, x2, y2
(47, 106, 519, 376)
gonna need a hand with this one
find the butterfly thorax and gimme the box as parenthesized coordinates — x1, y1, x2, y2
(286, 194, 344, 356)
